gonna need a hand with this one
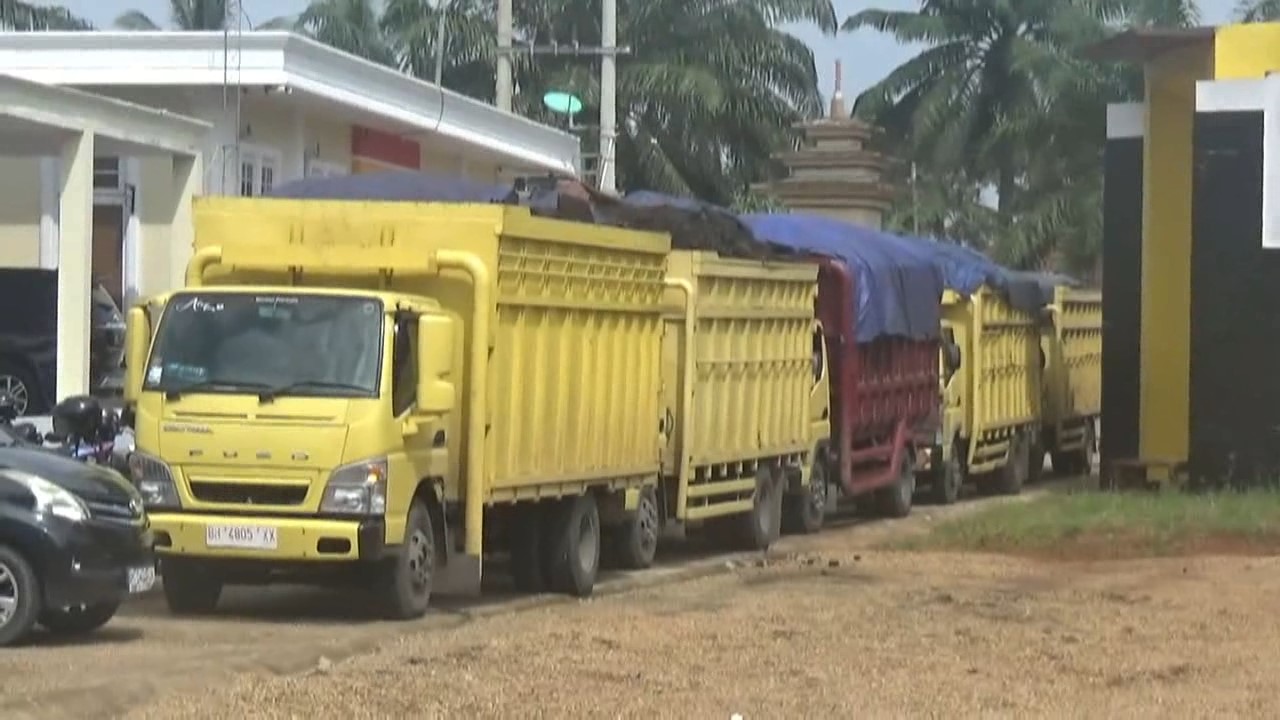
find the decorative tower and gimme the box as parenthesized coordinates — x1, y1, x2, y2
(753, 60, 896, 229)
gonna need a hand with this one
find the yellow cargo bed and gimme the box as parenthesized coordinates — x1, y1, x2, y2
(943, 287, 1042, 475)
(661, 251, 820, 521)
(1041, 286, 1102, 464)
(191, 198, 671, 502)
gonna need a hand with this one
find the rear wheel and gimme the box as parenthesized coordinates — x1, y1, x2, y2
(611, 487, 660, 570)
(40, 601, 119, 636)
(738, 467, 783, 550)
(992, 432, 1029, 495)
(0, 546, 40, 647)
(1053, 422, 1096, 477)
(782, 460, 827, 535)
(376, 500, 436, 619)
(876, 452, 916, 518)
(545, 494, 601, 597)
(161, 558, 223, 616)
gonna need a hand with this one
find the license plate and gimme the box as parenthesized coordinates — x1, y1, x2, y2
(205, 524, 279, 550)
(127, 565, 156, 594)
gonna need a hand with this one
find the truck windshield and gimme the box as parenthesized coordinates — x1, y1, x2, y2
(144, 293, 383, 399)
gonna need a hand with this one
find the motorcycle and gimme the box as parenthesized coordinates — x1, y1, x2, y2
(0, 391, 133, 477)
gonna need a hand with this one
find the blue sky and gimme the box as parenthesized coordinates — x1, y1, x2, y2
(63, 0, 1244, 102)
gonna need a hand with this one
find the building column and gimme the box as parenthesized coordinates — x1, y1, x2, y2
(168, 154, 200, 289)
(38, 157, 58, 270)
(285, 107, 307, 181)
(55, 131, 94, 399)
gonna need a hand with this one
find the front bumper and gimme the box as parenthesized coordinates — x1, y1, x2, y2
(41, 519, 155, 609)
(150, 512, 387, 563)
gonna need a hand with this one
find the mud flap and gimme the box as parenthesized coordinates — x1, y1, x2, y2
(433, 552, 482, 596)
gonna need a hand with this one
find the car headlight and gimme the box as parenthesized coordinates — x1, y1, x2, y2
(0, 468, 89, 522)
(320, 457, 388, 516)
(127, 451, 180, 510)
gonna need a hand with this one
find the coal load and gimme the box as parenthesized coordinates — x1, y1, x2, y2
(505, 178, 797, 260)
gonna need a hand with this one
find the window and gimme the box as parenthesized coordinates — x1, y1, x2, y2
(306, 159, 348, 178)
(391, 315, 419, 416)
(94, 157, 122, 190)
(235, 145, 283, 197)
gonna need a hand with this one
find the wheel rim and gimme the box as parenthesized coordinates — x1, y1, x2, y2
(0, 561, 17, 629)
(636, 493, 659, 555)
(807, 470, 826, 518)
(755, 476, 774, 534)
(0, 375, 29, 417)
(577, 509, 599, 573)
(406, 529, 432, 593)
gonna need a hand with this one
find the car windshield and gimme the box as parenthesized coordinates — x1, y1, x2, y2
(144, 292, 383, 398)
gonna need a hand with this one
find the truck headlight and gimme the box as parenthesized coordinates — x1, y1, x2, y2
(0, 469, 89, 523)
(128, 451, 180, 510)
(320, 457, 388, 516)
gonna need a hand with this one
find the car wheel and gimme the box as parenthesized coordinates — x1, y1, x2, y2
(0, 545, 41, 647)
(39, 601, 120, 636)
(0, 360, 40, 418)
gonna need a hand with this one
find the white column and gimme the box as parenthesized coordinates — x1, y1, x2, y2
(38, 157, 58, 270)
(123, 157, 142, 306)
(189, 89, 239, 196)
(169, 154, 200, 289)
(55, 131, 94, 399)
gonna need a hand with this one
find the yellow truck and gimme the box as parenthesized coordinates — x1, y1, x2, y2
(123, 198, 825, 618)
(1038, 286, 1102, 476)
(933, 287, 1043, 501)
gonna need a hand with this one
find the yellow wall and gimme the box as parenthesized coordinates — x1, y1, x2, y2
(1214, 23, 1280, 79)
(1139, 44, 1213, 466)
(0, 158, 42, 267)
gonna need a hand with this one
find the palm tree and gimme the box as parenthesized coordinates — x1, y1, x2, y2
(1236, 0, 1280, 20)
(114, 0, 293, 31)
(1, 1, 91, 29)
(296, 0, 397, 66)
(510, 0, 837, 203)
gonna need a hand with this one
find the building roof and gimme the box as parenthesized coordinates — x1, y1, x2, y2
(0, 73, 208, 156)
(0, 31, 580, 176)
(1083, 26, 1215, 63)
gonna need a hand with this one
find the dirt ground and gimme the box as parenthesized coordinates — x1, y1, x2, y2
(9, 486, 1280, 719)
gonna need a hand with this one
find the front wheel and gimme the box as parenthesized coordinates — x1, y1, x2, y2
(0, 546, 40, 647)
(377, 500, 436, 619)
(39, 601, 119, 636)
(782, 460, 827, 535)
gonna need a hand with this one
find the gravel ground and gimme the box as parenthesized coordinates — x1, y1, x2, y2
(131, 534, 1280, 718)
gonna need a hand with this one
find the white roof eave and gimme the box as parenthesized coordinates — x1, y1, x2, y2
(0, 31, 580, 176)
(0, 72, 209, 155)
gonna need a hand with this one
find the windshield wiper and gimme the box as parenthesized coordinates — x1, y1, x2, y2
(164, 378, 272, 400)
(258, 380, 371, 403)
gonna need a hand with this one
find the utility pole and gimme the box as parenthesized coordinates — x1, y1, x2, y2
(599, 0, 617, 194)
(496, 0, 513, 112)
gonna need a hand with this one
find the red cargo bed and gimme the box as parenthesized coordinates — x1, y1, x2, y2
(817, 259, 940, 497)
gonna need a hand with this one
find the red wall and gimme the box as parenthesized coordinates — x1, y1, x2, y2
(350, 126, 421, 170)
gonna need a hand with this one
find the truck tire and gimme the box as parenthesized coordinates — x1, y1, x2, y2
(876, 453, 916, 519)
(40, 601, 119, 636)
(510, 503, 549, 593)
(611, 486, 660, 570)
(0, 545, 40, 647)
(1052, 422, 1095, 477)
(161, 558, 223, 615)
(927, 447, 962, 506)
(545, 493, 601, 597)
(377, 500, 436, 619)
(993, 432, 1029, 495)
(782, 460, 826, 535)
(738, 467, 783, 550)
(1027, 434, 1046, 484)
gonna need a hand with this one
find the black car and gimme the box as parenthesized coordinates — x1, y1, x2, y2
(0, 423, 154, 646)
(0, 270, 127, 417)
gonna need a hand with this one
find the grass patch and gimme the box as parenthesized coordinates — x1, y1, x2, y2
(895, 488, 1280, 560)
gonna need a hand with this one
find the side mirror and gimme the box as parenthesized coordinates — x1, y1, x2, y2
(124, 306, 152, 402)
(415, 314, 456, 414)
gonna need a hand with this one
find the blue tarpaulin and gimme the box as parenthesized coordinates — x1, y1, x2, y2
(738, 213, 944, 343)
(896, 235, 1060, 314)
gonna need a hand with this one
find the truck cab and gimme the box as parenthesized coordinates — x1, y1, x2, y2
(126, 284, 460, 619)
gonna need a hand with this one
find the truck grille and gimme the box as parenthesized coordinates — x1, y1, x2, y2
(189, 481, 308, 506)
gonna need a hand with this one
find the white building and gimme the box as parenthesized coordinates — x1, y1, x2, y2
(0, 31, 580, 409)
